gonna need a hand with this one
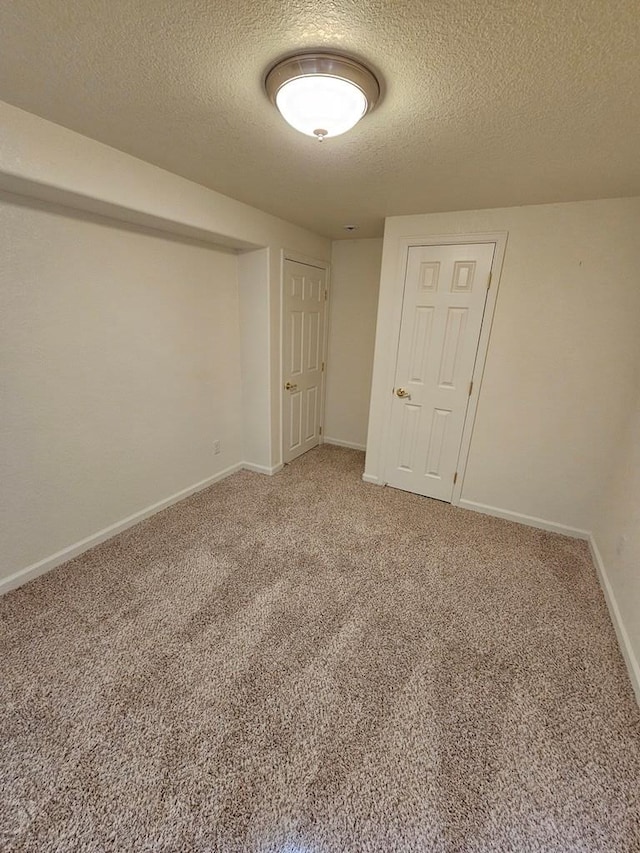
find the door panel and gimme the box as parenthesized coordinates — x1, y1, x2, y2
(398, 404, 421, 470)
(438, 307, 468, 388)
(306, 310, 321, 371)
(290, 311, 303, 374)
(283, 259, 326, 463)
(305, 386, 318, 441)
(386, 243, 494, 501)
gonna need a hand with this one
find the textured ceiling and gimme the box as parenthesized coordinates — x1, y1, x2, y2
(1, 1, 639, 238)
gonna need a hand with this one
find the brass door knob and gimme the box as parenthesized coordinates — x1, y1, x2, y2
(285, 381, 298, 391)
(396, 387, 411, 399)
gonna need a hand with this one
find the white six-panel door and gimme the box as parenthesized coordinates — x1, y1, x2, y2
(385, 243, 495, 501)
(282, 259, 326, 464)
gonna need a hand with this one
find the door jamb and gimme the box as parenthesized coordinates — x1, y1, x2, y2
(280, 250, 331, 462)
(377, 232, 508, 506)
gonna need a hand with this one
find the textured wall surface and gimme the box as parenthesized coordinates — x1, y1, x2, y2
(324, 239, 382, 448)
(0, 1, 639, 237)
(0, 193, 241, 580)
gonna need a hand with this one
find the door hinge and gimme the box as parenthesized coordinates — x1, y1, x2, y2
(487, 271, 492, 290)
(322, 361, 325, 372)
(319, 426, 322, 435)
(468, 380, 473, 396)
(324, 290, 328, 301)
(453, 472, 458, 484)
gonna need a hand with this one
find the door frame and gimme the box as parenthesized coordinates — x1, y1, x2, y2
(376, 231, 508, 505)
(280, 250, 331, 463)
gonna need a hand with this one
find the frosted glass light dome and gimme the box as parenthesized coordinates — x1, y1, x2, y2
(265, 53, 380, 141)
(276, 76, 368, 139)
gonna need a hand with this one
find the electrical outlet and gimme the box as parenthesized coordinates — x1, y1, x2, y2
(213, 440, 221, 455)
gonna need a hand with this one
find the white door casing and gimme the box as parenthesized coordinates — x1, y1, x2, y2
(385, 242, 495, 501)
(282, 258, 327, 463)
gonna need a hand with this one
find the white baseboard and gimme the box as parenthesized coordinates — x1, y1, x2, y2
(457, 499, 590, 540)
(362, 473, 381, 485)
(242, 462, 284, 476)
(0, 463, 244, 596)
(589, 535, 640, 706)
(323, 437, 367, 452)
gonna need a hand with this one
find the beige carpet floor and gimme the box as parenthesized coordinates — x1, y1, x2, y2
(1, 445, 639, 852)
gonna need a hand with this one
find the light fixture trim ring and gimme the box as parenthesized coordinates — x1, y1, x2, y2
(265, 52, 381, 115)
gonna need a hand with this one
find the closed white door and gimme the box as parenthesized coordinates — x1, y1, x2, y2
(386, 243, 495, 500)
(282, 259, 326, 463)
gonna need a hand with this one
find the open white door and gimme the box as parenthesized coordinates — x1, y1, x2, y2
(386, 242, 495, 501)
(282, 259, 327, 464)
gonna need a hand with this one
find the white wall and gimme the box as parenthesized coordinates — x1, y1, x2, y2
(0, 101, 331, 475)
(0, 192, 242, 582)
(366, 198, 640, 534)
(324, 239, 383, 450)
(238, 248, 272, 471)
(591, 386, 640, 701)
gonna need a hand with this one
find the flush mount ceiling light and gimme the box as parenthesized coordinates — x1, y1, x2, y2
(265, 52, 380, 141)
